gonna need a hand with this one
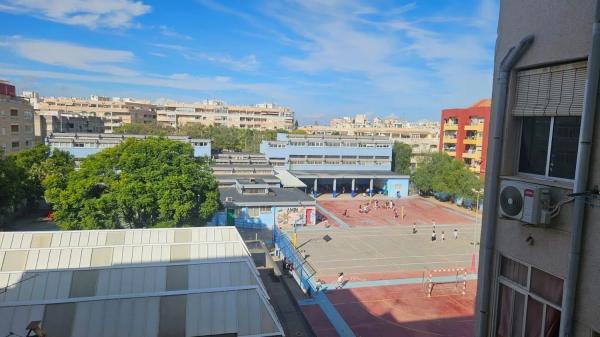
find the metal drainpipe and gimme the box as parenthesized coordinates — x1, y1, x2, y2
(560, 9, 600, 337)
(475, 35, 534, 337)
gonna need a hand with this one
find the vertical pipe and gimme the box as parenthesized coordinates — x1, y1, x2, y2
(559, 16, 600, 337)
(333, 178, 337, 198)
(369, 178, 374, 197)
(476, 35, 534, 337)
(351, 178, 356, 197)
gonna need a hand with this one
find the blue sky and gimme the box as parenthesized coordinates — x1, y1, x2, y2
(0, 0, 499, 124)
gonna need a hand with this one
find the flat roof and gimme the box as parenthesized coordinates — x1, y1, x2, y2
(290, 170, 410, 179)
(0, 227, 283, 337)
(220, 187, 315, 206)
(46, 133, 210, 144)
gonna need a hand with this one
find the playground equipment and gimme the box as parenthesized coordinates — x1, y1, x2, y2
(422, 267, 468, 297)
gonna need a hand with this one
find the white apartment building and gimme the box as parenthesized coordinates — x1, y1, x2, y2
(156, 100, 294, 130)
(0, 82, 34, 155)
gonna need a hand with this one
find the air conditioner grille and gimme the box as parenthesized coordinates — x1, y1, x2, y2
(500, 186, 523, 216)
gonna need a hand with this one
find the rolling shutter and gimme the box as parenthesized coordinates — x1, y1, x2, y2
(512, 61, 587, 116)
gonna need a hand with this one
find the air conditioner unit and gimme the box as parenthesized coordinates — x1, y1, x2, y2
(499, 180, 552, 225)
(225, 197, 233, 202)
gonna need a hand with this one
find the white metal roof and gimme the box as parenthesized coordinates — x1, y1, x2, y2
(274, 167, 307, 188)
(0, 227, 284, 337)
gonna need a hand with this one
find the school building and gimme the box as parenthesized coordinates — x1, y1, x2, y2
(209, 152, 316, 230)
(260, 133, 409, 198)
(45, 133, 211, 158)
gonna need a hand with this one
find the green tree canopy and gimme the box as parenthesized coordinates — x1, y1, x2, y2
(392, 142, 412, 175)
(46, 138, 220, 230)
(412, 152, 483, 199)
(115, 123, 282, 153)
(0, 152, 23, 217)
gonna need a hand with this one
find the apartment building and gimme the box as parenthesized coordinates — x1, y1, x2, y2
(440, 99, 491, 176)
(0, 81, 34, 155)
(34, 111, 105, 141)
(32, 95, 156, 133)
(301, 118, 439, 169)
(157, 100, 294, 130)
(476, 1, 600, 337)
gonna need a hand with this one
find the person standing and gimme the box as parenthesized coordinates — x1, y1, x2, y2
(336, 272, 345, 289)
(412, 223, 417, 234)
(441, 231, 445, 241)
(453, 228, 458, 239)
(431, 230, 437, 242)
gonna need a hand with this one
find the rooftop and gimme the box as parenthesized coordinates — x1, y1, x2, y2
(220, 186, 315, 206)
(0, 227, 283, 337)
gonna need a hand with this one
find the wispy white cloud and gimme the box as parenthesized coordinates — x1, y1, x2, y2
(0, 0, 150, 29)
(158, 25, 193, 40)
(153, 43, 260, 71)
(1, 36, 138, 76)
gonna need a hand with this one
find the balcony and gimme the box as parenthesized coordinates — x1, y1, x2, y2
(462, 151, 482, 159)
(444, 123, 459, 131)
(469, 165, 481, 173)
(443, 137, 457, 144)
(445, 151, 456, 157)
(464, 123, 484, 132)
(463, 138, 478, 145)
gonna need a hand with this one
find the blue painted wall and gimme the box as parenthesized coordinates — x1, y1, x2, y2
(385, 178, 410, 198)
(209, 205, 317, 229)
(260, 134, 392, 171)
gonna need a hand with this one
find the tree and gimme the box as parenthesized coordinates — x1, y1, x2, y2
(412, 152, 483, 198)
(10, 145, 75, 209)
(392, 142, 412, 175)
(47, 138, 220, 230)
(0, 153, 23, 218)
(293, 120, 299, 130)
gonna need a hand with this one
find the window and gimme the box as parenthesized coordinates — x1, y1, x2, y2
(247, 207, 260, 218)
(496, 256, 563, 337)
(10, 125, 19, 133)
(10, 109, 18, 116)
(260, 206, 271, 213)
(518, 116, 580, 179)
(11, 141, 19, 149)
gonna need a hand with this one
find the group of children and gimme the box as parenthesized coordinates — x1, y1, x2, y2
(347, 199, 400, 217)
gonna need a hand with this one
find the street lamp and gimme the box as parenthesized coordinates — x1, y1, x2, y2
(471, 188, 483, 272)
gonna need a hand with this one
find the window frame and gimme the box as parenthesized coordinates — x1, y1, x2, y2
(516, 116, 580, 182)
(493, 254, 563, 337)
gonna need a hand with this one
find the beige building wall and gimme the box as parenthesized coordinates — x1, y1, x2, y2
(0, 93, 35, 155)
(478, 0, 600, 336)
(157, 101, 294, 130)
(35, 97, 156, 133)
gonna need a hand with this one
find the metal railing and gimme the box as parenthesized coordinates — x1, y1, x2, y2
(273, 226, 317, 294)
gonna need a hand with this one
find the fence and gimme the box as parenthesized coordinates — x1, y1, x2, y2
(273, 226, 317, 294)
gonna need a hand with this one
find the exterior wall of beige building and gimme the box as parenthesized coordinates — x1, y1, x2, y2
(301, 121, 439, 168)
(0, 82, 34, 155)
(34, 110, 105, 141)
(32, 96, 156, 133)
(476, 1, 600, 336)
(157, 100, 294, 130)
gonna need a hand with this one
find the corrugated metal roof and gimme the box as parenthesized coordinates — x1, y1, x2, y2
(0, 227, 283, 337)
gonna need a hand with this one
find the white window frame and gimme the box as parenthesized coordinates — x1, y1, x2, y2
(247, 207, 260, 218)
(516, 116, 579, 183)
(493, 254, 563, 337)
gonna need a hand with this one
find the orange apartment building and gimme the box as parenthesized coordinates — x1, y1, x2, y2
(439, 99, 491, 176)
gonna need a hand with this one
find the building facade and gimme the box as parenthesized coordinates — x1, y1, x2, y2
(476, 1, 600, 337)
(31, 95, 156, 133)
(0, 81, 34, 155)
(440, 99, 491, 176)
(260, 133, 409, 198)
(157, 100, 294, 130)
(34, 111, 105, 141)
(301, 117, 439, 169)
(46, 133, 211, 158)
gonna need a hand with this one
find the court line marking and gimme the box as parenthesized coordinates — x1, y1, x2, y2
(316, 204, 351, 229)
(321, 274, 478, 289)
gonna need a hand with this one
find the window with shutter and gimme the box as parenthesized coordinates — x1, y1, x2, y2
(512, 61, 587, 117)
